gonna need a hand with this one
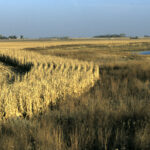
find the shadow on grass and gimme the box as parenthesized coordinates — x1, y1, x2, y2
(0, 55, 33, 83)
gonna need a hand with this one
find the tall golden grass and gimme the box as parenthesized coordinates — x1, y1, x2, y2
(0, 39, 150, 150)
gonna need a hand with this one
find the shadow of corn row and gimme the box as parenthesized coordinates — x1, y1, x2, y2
(0, 55, 33, 83)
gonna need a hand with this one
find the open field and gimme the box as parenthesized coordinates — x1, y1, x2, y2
(0, 38, 150, 149)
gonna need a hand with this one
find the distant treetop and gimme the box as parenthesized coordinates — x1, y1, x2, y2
(0, 34, 23, 40)
(93, 33, 126, 38)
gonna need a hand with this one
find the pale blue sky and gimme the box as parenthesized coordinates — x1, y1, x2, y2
(0, 0, 150, 38)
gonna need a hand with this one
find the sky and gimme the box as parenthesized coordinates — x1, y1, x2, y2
(0, 0, 150, 38)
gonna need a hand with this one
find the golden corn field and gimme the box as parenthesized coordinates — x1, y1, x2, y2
(0, 45, 99, 119)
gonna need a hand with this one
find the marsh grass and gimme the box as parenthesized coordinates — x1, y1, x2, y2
(0, 39, 150, 150)
(24, 41, 150, 63)
(0, 62, 150, 150)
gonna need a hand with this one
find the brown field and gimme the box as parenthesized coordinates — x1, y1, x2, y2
(0, 38, 150, 150)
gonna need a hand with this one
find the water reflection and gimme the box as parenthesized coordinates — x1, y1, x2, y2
(139, 51, 150, 55)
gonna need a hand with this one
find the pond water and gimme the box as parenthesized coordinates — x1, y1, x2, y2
(139, 51, 150, 55)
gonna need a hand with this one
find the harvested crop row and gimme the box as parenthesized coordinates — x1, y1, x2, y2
(0, 49, 99, 119)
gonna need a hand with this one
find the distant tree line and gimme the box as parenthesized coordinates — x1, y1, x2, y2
(144, 35, 150, 37)
(0, 34, 8, 39)
(93, 33, 126, 38)
(130, 36, 138, 39)
(0, 34, 24, 40)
